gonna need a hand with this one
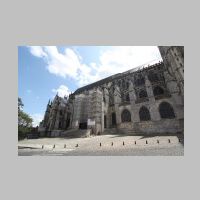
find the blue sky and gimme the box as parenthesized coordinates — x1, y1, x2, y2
(18, 46, 162, 126)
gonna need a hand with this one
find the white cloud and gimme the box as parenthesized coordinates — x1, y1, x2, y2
(28, 46, 162, 87)
(29, 46, 47, 58)
(31, 113, 43, 127)
(98, 46, 162, 75)
(52, 85, 71, 98)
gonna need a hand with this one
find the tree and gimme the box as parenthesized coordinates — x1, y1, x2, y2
(18, 97, 24, 112)
(18, 97, 33, 139)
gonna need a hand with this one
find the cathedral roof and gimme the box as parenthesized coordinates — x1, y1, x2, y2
(74, 60, 163, 95)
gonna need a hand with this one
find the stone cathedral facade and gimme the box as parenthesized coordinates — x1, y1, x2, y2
(39, 46, 184, 137)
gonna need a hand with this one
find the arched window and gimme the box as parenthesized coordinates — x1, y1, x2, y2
(148, 72, 159, 82)
(135, 77, 145, 86)
(126, 82, 129, 89)
(126, 93, 130, 101)
(153, 86, 164, 96)
(159, 102, 175, 119)
(139, 106, 151, 121)
(139, 90, 147, 98)
(121, 109, 131, 122)
(59, 121, 62, 129)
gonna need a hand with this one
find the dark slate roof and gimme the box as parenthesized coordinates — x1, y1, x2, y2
(74, 61, 163, 94)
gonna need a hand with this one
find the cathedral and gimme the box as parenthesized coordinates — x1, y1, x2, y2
(39, 46, 184, 137)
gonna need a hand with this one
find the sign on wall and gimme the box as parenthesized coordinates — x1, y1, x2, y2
(87, 119, 95, 126)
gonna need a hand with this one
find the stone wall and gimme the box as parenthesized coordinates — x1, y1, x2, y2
(134, 119, 183, 134)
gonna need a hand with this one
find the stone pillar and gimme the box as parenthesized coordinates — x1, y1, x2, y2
(114, 85, 121, 126)
(145, 75, 160, 121)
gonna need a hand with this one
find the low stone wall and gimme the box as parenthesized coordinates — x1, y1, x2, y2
(118, 122, 133, 129)
(60, 129, 91, 138)
(135, 119, 183, 134)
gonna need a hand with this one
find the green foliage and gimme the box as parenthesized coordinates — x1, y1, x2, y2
(18, 97, 24, 111)
(18, 97, 33, 139)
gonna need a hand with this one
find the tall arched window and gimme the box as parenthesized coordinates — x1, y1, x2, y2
(139, 106, 151, 121)
(126, 93, 130, 101)
(126, 82, 129, 89)
(121, 109, 131, 122)
(159, 102, 175, 119)
(139, 90, 147, 98)
(153, 86, 164, 96)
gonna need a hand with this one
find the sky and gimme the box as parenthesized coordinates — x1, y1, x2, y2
(18, 46, 162, 127)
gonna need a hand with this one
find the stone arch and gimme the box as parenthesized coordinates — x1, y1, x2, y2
(159, 102, 175, 119)
(121, 109, 131, 122)
(153, 86, 164, 96)
(139, 106, 151, 121)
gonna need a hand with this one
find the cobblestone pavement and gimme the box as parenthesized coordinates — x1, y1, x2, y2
(18, 134, 184, 156)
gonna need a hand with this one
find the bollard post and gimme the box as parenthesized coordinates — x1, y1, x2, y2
(123, 141, 125, 146)
(64, 144, 66, 148)
(157, 140, 159, 144)
(100, 142, 101, 147)
(42, 145, 44, 149)
(168, 139, 171, 143)
(111, 142, 113, 146)
(53, 144, 55, 148)
(135, 141, 136, 145)
(146, 140, 148, 144)
(76, 144, 78, 147)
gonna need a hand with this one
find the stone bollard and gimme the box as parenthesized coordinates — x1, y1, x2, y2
(42, 145, 44, 149)
(123, 141, 125, 146)
(157, 140, 159, 144)
(100, 142, 101, 147)
(135, 141, 136, 145)
(111, 142, 113, 146)
(168, 139, 171, 143)
(76, 144, 78, 147)
(64, 144, 66, 148)
(53, 144, 55, 148)
(146, 140, 148, 144)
